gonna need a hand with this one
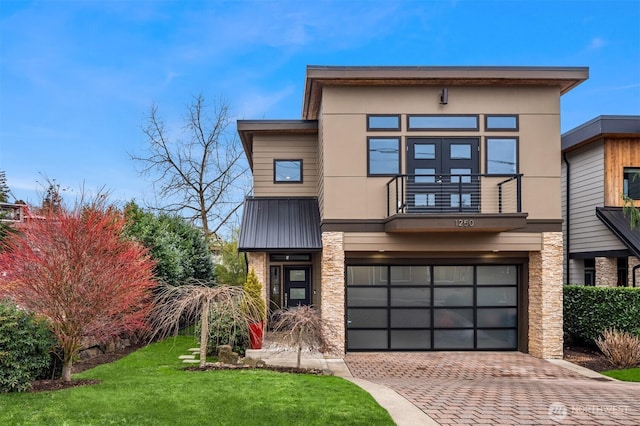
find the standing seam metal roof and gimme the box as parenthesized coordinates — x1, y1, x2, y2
(596, 207, 640, 258)
(238, 197, 322, 252)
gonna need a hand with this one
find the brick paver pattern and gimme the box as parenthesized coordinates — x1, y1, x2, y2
(344, 352, 640, 425)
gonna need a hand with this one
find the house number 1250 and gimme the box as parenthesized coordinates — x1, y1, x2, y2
(456, 219, 475, 227)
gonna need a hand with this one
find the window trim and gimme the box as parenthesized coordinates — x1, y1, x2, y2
(273, 159, 303, 184)
(407, 114, 479, 131)
(367, 114, 401, 131)
(623, 167, 640, 200)
(367, 137, 401, 177)
(485, 137, 519, 175)
(485, 115, 519, 131)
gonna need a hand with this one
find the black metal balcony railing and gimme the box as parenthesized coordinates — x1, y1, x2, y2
(386, 174, 523, 216)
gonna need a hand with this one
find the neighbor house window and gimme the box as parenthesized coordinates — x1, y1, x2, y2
(368, 137, 400, 175)
(367, 115, 401, 131)
(408, 115, 478, 131)
(623, 167, 640, 200)
(274, 160, 302, 183)
(486, 115, 519, 131)
(486, 138, 518, 174)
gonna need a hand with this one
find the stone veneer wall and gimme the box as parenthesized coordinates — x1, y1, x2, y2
(246, 252, 268, 317)
(528, 232, 563, 359)
(595, 257, 618, 287)
(628, 256, 640, 287)
(320, 232, 345, 355)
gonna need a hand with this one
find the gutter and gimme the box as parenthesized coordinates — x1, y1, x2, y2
(563, 153, 571, 285)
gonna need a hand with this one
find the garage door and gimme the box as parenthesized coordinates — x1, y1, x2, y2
(346, 265, 518, 351)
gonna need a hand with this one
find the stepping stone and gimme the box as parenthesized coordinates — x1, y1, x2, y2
(182, 359, 201, 363)
(188, 348, 200, 352)
(179, 355, 196, 359)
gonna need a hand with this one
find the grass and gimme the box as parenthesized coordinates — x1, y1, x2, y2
(601, 367, 640, 382)
(0, 336, 394, 425)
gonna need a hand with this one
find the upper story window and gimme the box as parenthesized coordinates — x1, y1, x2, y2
(486, 115, 519, 131)
(623, 167, 640, 200)
(368, 137, 400, 176)
(367, 115, 401, 131)
(408, 115, 479, 131)
(486, 138, 518, 174)
(274, 159, 302, 183)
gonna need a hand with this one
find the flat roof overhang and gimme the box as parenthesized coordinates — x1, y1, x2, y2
(303, 65, 589, 119)
(237, 120, 318, 169)
(561, 115, 640, 152)
(384, 213, 529, 233)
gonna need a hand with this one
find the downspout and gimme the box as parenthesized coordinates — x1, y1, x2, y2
(563, 153, 571, 285)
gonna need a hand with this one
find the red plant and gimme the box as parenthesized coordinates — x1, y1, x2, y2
(0, 202, 157, 381)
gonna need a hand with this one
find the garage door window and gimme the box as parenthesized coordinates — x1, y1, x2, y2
(346, 264, 518, 351)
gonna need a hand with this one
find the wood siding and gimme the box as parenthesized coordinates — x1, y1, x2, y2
(604, 137, 640, 207)
(566, 140, 625, 252)
(252, 134, 318, 197)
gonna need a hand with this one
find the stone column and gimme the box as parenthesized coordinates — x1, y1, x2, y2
(629, 256, 640, 287)
(320, 232, 345, 355)
(595, 257, 618, 287)
(247, 252, 268, 309)
(528, 232, 563, 359)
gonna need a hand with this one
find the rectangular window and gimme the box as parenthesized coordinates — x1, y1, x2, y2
(367, 115, 401, 130)
(486, 138, 518, 174)
(408, 115, 478, 131)
(486, 115, 519, 130)
(274, 159, 302, 183)
(368, 137, 400, 175)
(623, 167, 640, 200)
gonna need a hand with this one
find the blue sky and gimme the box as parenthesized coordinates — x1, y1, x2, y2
(1, 0, 639, 206)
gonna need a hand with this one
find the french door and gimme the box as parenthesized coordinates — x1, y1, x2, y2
(406, 138, 480, 212)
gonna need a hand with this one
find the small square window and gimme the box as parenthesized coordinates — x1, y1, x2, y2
(368, 137, 400, 176)
(274, 160, 302, 183)
(486, 138, 518, 174)
(624, 167, 640, 200)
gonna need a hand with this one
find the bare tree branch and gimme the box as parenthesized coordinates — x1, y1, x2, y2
(132, 95, 249, 239)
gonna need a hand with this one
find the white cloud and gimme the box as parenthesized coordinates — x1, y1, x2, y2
(588, 37, 606, 50)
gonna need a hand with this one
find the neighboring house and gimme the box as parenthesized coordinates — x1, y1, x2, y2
(561, 115, 640, 287)
(238, 65, 588, 359)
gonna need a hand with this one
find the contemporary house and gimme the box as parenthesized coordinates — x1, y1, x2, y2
(238, 65, 589, 359)
(562, 115, 640, 287)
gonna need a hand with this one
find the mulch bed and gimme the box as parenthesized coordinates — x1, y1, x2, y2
(184, 363, 327, 375)
(563, 346, 615, 372)
(29, 343, 144, 393)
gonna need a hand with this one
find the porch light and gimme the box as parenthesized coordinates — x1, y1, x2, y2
(440, 88, 448, 105)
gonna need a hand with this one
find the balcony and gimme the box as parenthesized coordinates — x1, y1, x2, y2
(385, 174, 527, 233)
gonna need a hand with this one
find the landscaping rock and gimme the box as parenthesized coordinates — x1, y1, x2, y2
(217, 345, 239, 365)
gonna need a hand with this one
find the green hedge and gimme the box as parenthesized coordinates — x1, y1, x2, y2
(564, 285, 640, 346)
(0, 301, 56, 392)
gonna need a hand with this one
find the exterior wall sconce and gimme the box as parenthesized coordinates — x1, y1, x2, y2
(440, 88, 448, 105)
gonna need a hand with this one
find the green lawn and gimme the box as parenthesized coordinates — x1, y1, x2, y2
(0, 336, 394, 425)
(601, 367, 640, 382)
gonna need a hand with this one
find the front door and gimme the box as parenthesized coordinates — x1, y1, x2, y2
(406, 138, 480, 212)
(284, 266, 311, 308)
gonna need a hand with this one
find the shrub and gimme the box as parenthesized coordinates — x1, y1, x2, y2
(595, 328, 640, 369)
(0, 301, 56, 392)
(564, 286, 640, 346)
(243, 268, 265, 323)
(204, 307, 249, 356)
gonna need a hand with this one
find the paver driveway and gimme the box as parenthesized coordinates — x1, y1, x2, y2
(344, 352, 640, 425)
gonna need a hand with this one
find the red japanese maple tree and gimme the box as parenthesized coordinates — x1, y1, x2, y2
(0, 202, 157, 381)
